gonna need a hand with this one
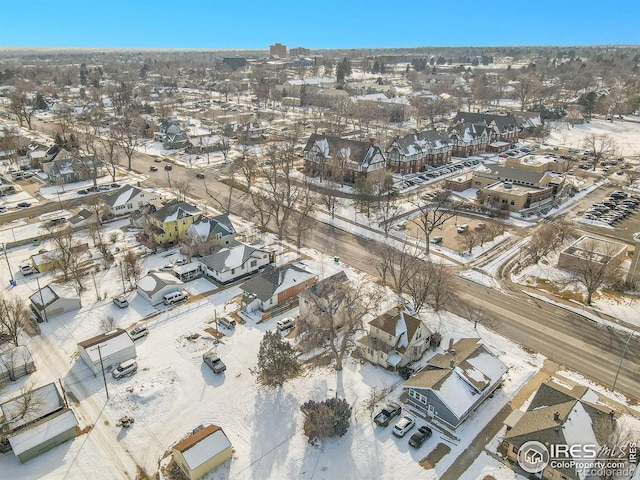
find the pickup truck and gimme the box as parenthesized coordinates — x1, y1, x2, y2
(203, 349, 226, 373)
(373, 402, 402, 427)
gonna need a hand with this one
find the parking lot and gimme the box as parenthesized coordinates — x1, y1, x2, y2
(576, 189, 640, 243)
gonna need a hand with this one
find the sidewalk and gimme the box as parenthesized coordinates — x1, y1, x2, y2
(440, 359, 558, 480)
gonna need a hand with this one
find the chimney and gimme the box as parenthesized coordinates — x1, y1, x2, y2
(448, 338, 454, 352)
(553, 411, 560, 421)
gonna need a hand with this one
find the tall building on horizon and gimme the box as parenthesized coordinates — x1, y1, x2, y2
(289, 47, 310, 57)
(269, 43, 287, 58)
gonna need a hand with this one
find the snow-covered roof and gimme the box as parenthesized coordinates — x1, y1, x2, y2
(1, 383, 64, 430)
(137, 271, 183, 295)
(0, 346, 34, 377)
(28, 285, 59, 309)
(77, 329, 135, 363)
(174, 425, 232, 470)
(9, 409, 78, 456)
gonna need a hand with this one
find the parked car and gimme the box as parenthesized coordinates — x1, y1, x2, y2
(457, 224, 469, 233)
(203, 349, 226, 373)
(98, 185, 111, 191)
(474, 223, 486, 231)
(164, 164, 172, 171)
(173, 258, 188, 266)
(20, 265, 37, 275)
(430, 236, 443, 244)
(87, 186, 100, 193)
(128, 326, 149, 340)
(112, 359, 138, 379)
(218, 317, 236, 329)
(196, 173, 205, 179)
(409, 426, 433, 448)
(113, 296, 129, 308)
(16, 202, 32, 208)
(374, 402, 402, 427)
(111, 183, 121, 188)
(0, 206, 7, 213)
(393, 416, 416, 437)
(149, 166, 158, 172)
(77, 189, 88, 194)
(276, 317, 295, 331)
(154, 157, 162, 163)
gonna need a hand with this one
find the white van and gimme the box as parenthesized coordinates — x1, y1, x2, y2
(163, 291, 188, 306)
(276, 317, 295, 331)
(218, 317, 236, 329)
(112, 359, 138, 379)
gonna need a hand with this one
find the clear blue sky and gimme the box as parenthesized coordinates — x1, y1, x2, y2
(0, 0, 638, 49)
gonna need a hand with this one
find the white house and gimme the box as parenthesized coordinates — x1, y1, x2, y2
(136, 271, 184, 305)
(102, 186, 161, 216)
(29, 285, 81, 322)
(200, 242, 271, 284)
(77, 328, 136, 375)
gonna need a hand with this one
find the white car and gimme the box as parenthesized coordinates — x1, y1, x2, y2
(113, 296, 129, 308)
(20, 265, 37, 275)
(393, 415, 416, 437)
(128, 326, 149, 340)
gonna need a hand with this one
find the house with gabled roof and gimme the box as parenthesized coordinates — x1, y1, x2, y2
(42, 154, 102, 185)
(240, 264, 317, 313)
(358, 306, 432, 370)
(172, 424, 233, 480)
(147, 200, 202, 245)
(200, 242, 271, 284)
(136, 271, 184, 305)
(185, 214, 236, 250)
(1, 382, 78, 463)
(77, 328, 136, 375)
(298, 270, 349, 322)
(503, 378, 616, 480)
(102, 185, 161, 216)
(403, 338, 507, 429)
(303, 134, 387, 183)
(386, 130, 452, 174)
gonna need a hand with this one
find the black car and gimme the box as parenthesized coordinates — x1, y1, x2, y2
(77, 189, 88, 195)
(373, 402, 402, 427)
(196, 173, 205, 179)
(149, 166, 158, 172)
(16, 202, 32, 208)
(164, 165, 172, 171)
(409, 425, 433, 448)
(87, 186, 100, 192)
(111, 183, 121, 188)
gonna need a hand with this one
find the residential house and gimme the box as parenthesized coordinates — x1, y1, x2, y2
(358, 306, 432, 370)
(164, 133, 190, 150)
(77, 328, 136, 375)
(102, 186, 161, 216)
(350, 93, 411, 122)
(146, 200, 202, 246)
(386, 130, 452, 174)
(449, 123, 493, 157)
(29, 285, 81, 322)
(172, 424, 233, 480)
(303, 134, 387, 183)
(41, 145, 103, 185)
(185, 214, 236, 250)
(503, 378, 616, 480)
(29, 243, 90, 273)
(136, 271, 184, 305)
(403, 338, 508, 429)
(1, 383, 78, 463)
(240, 264, 317, 314)
(298, 271, 349, 323)
(0, 345, 36, 386)
(200, 242, 271, 284)
(67, 208, 97, 229)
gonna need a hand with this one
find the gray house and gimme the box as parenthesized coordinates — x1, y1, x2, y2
(1, 383, 78, 463)
(403, 338, 507, 429)
(29, 285, 81, 322)
(77, 328, 136, 375)
(136, 271, 184, 305)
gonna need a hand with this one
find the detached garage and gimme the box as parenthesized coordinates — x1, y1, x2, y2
(29, 285, 81, 322)
(9, 409, 78, 463)
(77, 329, 136, 375)
(136, 271, 184, 305)
(172, 424, 233, 480)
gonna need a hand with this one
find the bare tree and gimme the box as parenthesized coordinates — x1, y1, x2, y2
(0, 346, 33, 382)
(297, 281, 383, 371)
(372, 242, 421, 295)
(99, 315, 116, 332)
(460, 230, 480, 254)
(514, 74, 542, 111)
(426, 261, 455, 312)
(523, 225, 560, 265)
(9, 381, 45, 424)
(99, 126, 122, 182)
(173, 179, 190, 202)
(582, 134, 616, 171)
(625, 169, 640, 188)
(43, 225, 86, 289)
(458, 298, 490, 329)
(0, 297, 29, 347)
(114, 111, 145, 171)
(235, 143, 258, 191)
(8, 83, 36, 129)
(121, 250, 143, 290)
(564, 239, 622, 305)
(413, 189, 459, 254)
(293, 179, 318, 250)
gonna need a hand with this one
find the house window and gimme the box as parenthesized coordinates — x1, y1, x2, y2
(250, 260, 257, 268)
(231, 268, 235, 275)
(512, 445, 519, 454)
(174, 226, 178, 232)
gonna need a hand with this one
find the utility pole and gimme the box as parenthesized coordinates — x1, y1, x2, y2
(120, 262, 126, 294)
(2, 242, 14, 284)
(96, 344, 109, 400)
(35, 274, 49, 323)
(612, 332, 634, 393)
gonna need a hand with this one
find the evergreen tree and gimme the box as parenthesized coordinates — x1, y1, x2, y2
(254, 330, 300, 387)
(300, 398, 352, 442)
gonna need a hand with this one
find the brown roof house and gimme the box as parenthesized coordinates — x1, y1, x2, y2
(172, 424, 233, 480)
(403, 338, 507, 429)
(503, 378, 616, 480)
(357, 306, 432, 371)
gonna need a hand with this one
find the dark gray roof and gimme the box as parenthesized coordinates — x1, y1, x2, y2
(240, 264, 313, 301)
(200, 242, 263, 272)
(151, 200, 201, 224)
(303, 133, 384, 167)
(476, 165, 548, 186)
(387, 130, 450, 155)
